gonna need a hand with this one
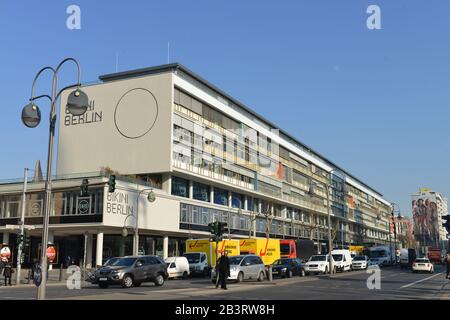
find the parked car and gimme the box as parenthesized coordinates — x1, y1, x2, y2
(368, 257, 383, 267)
(271, 258, 306, 278)
(331, 250, 352, 272)
(412, 258, 434, 274)
(304, 255, 333, 275)
(211, 254, 266, 283)
(93, 256, 168, 288)
(183, 252, 210, 277)
(351, 255, 369, 270)
(165, 256, 190, 279)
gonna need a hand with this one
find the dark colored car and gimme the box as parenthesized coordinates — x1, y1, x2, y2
(93, 256, 168, 288)
(271, 258, 306, 278)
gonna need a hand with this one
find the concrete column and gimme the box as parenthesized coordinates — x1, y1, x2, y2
(282, 206, 287, 219)
(228, 191, 232, 208)
(163, 236, 169, 259)
(162, 174, 172, 195)
(2, 232, 9, 245)
(244, 196, 248, 211)
(258, 201, 262, 214)
(189, 180, 193, 199)
(210, 186, 214, 204)
(86, 234, 93, 268)
(96, 232, 104, 267)
(119, 236, 125, 257)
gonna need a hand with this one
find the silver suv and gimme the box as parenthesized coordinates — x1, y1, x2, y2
(212, 254, 266, 283)
(94, 256, 168, 288)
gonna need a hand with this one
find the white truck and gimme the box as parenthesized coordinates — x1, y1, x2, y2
(368, 246, 395, 267)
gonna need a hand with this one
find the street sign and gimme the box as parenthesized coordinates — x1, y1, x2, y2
(0, 246, 11, 260)
(5, 224, 35, 230)
(46, 246, 57, 262)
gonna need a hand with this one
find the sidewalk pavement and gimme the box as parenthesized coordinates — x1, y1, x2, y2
(0, 267, 95, 288)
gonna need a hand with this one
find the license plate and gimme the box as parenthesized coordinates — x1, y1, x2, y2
(99, 277, 107, 281)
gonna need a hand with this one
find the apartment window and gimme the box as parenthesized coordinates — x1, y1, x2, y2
(193, 182, 210, 202)
(172, 177, 189, 198)
(214, 188, 229, 206)
(232, 193, 244, 209)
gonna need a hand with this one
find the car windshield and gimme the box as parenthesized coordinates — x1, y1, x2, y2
(183, 253, 200, 263)
(104, 258, 119, 266)
(280, 244, 291, 255)
(110, 257, 136, 267)
(229, 256, 244, 265)
(273, 259, 291, 266)
(415, 259, 429, 263)
(309, 255, 326, 262)
(353, 256, 366, 261)
(332, 254, 343, 261)
(371, 250, 387, 258)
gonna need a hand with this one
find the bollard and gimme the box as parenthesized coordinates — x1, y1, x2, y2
(267, 266, 273, 282)
(59, 264, 63, 282)
(27, 269, 31, 284)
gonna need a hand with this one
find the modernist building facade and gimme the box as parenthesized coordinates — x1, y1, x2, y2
(0, 63, 393, 268)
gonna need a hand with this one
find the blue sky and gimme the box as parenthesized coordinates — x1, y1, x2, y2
(1, 0, 450, 217)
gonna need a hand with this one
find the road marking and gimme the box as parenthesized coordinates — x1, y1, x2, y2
(400, 272, 444, 289)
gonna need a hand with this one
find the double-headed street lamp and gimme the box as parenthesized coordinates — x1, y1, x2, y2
(21, 58, 89, 300)
(122, 189, 156, 256)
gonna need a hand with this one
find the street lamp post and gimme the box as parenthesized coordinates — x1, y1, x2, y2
(391, 202, 401, 263)
(21, 58, 89, 300)
(133, 188, 156, 256)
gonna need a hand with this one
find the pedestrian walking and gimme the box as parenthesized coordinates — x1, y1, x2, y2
(446, 253, 450, 279)
(216, 251, 230, 290)
(3, 260, 13, 286)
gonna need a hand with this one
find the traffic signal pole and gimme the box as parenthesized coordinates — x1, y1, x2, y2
(16, 168, 28, 286)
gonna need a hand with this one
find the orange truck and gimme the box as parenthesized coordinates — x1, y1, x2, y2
(427, 247, 441, 264)
(280, 239, 315, 261)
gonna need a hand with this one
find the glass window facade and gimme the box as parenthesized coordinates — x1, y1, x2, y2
(192, 182, 210, 202)
(213, 187, 228, 206)
(172, 176, 189, 198)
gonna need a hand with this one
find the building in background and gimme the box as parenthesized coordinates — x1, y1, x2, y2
(0, 63, 393, 268)
(394, 215, 415, 249)
(412, 188, 448, 253)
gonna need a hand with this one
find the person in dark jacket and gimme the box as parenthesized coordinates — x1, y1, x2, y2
(216, 251, 230, 290)
(0, 258, 5, 280)
(3, 260, 13, 286)
(446, 253, 450, 279)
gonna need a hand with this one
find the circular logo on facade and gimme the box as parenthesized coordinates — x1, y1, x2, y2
(31, 203, 41, 216)
(78, 200, 90, 214)
(114, 88, 159, 139)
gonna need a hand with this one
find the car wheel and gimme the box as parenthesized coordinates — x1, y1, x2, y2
(211, 278, 217, 284)
(203, 268, 209, 278)
(300, 269, 306, 277)
(236, 272, 244, 283)
(324, 267, 329, 274)
(182, 271, 188, 280)
(122, 274, 133, 288)
(99, 283, 109, 289)
(287, 270, 293, 278)
(257, 271, 265, 282)
(154, 274, 165, 286)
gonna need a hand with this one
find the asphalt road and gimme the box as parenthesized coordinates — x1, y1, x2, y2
(1, 265, 449, 300)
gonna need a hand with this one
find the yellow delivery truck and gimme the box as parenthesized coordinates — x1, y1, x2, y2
(185, 239, 240, 269)
(239, 238, 280, 266)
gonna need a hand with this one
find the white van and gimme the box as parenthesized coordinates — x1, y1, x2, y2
(183, 252, 210, 276)
(331, 249, 352, 272)
(165, 257, 190, 279)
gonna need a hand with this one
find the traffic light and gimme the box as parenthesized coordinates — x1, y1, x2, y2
(80, 178, 89, 197)
(442, 215, 450, 233)
(17, 234, 24, 246)
(218, 222, 228, 237)
(208, 222, 217, 235)
(24, 234, 31, 248)
(108, 175, 116, 193)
